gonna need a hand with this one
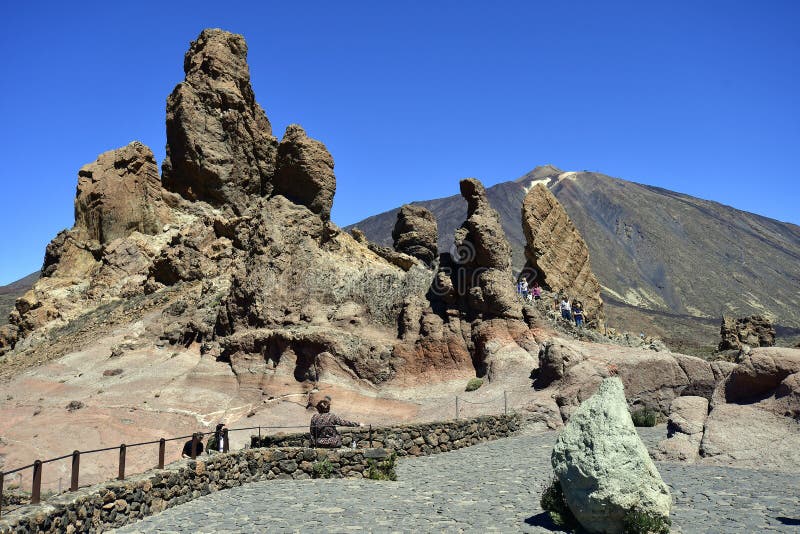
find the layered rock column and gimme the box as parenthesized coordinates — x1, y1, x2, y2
(162, 28, 277, 212)
(392, 204, 438, 267)
(74, 141, 168, 244)
(454, 178, 521, 320)
(273, 125, 336, 221)
(521, 183, 604, 324)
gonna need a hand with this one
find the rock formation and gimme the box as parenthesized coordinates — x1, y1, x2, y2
(455, 178, 520, 320)
(521, 183, 604, 324)
(653, 396, 709, 462)
(273, 125, 336, 221)
(718, 315, 775, 351)
(551, 377, 671, 533)
(162, 28, 277, 212)
(392, 205, 438, 266)
(74, 142, 168, 244)
(722, 347, 800, 418)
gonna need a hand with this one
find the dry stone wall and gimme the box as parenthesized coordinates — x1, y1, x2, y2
(252, 414, 520, 455)
(0, 414, 518, 533)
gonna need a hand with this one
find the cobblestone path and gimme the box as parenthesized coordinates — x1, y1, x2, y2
(114, 429, 800, 533)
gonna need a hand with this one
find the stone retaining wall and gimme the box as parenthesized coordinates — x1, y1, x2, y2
(253, 414, 520, 456)
(0, 447, 386, 533)
(0, 414, 519, 533)
(250, 415, 520, 456)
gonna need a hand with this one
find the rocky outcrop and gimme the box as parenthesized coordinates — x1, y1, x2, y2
(534, 338, 716, 421)
(272, 125, 336, 220)
(718, 315, 775, 351)
(162, 28, 277, 212)
(454, 178, 520, 320)
(653, 396, 708, 462)
(521, 183, 604, 324)
(392, 205, 438, 267)
(552, 377, 671, 533)
(74, 142, 168, 244)
(722, 347, 800, 418)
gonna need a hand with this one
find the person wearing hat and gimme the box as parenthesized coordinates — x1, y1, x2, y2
(310, 396, 363, 448)
(206, 423, 227, 454)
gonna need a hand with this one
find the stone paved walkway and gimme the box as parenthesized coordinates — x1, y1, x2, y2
(114, 428, 800, 533)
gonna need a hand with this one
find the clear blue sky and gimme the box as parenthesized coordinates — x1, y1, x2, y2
(1, 1, 798, 285)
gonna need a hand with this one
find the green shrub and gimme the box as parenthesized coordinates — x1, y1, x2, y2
(623, 508, 671, 534)
(630, 408, 657, 427)
(366, 452, 397, 481)
(465, 378, 484, 392)
(539, 476, 579, 530)
(311, 458, 334, 479)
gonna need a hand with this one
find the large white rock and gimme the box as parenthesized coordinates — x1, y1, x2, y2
(551, 377, 671, 533)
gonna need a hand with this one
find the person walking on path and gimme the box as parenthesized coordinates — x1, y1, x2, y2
(532, 281, 542, 300)
(310, 396, 363, 448)
(560, 297, 572, 321)
(572, 300, 585, 327)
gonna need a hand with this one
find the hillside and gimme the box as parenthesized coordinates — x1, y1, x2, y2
(0, 271, 38, 325)
(349, 165, 800, 354)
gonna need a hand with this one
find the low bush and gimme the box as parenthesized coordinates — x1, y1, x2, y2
(540, 476, 579, 530)
(465, 378, 484, 392)
(366, 453, 397, 481)
(630, 408, 657, 427)
(311, 458, 334, 479)
(623, 508, 671, 534)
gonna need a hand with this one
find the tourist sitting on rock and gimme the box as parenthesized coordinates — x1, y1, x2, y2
(310, 396, 363, 448)
(560, 297, 572, 321)
(573, 300, 585, 327)
(206, 423, 226, 453)
(181, 436, 204, 458)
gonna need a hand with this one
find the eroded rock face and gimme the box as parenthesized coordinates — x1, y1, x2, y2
(552, 377, 671, 533)
(273, 125, 336, 220)
(521, 183, 604, 324)
(718, 315, 775, 351)
(74, 142, 168, 244)
(454, 178, 520, 320)
(162, 28, 277, 212)
(653, 396, 708, 462)
(723, 347, 800, 419)
(392, 205, 438, 266)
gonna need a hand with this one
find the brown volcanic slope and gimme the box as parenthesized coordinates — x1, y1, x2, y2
(349, 165, 800, 354)
(0, 271, 38, 326)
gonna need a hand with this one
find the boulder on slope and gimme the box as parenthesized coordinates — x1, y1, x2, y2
(552, 377, 671, 533)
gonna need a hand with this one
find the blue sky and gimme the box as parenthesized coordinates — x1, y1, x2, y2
(0, 0, 798, 285)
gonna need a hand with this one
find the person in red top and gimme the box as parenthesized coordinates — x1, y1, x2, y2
(310, 396, 363, 448)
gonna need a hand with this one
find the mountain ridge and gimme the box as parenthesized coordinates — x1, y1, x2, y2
(348, 166, 800, 353)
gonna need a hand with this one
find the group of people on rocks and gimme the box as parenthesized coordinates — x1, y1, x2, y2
(516, 277, 588, 328)
(558, 295, 586, 327)
(179, 396, 362, 457)
(516, 278, 542, 302)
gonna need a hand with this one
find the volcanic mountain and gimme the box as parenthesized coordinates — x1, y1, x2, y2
(349, 165, 800, 354)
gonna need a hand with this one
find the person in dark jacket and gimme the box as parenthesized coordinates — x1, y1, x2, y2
(206, 423, 226, 454)
(310, 396, 362, 448)
(181, 437, 203, 458)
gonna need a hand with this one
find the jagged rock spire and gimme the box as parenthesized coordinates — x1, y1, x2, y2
(161, 28, 277, 212)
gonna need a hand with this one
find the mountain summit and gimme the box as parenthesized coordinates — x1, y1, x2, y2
(349, 166, 800, 352)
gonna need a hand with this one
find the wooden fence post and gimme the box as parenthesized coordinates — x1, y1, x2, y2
(158, 439, 166, 469)
(118, 444, 126, 480)
(70, 451, 80, 491)
(31, 461, 42, 504)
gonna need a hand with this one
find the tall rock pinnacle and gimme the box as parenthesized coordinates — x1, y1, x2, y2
(522, 183, 604, 323)
(455, 178, 521, 319)
(161, 28, 277, 213)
